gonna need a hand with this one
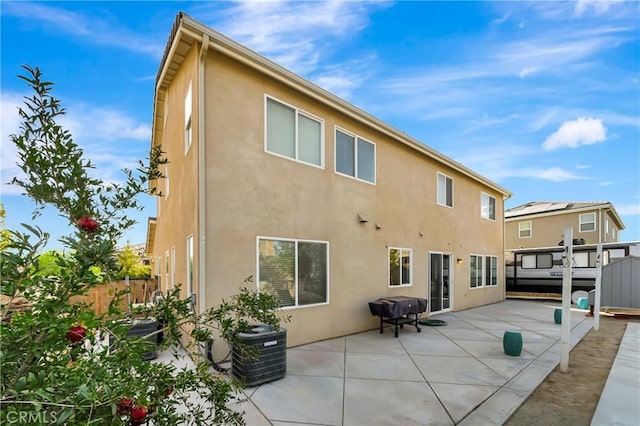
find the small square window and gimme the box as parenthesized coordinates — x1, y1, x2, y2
(519, 221, 532, 238)
(579, 213, 596, 232)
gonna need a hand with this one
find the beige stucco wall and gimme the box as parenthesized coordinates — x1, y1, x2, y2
(193, 50, 506, 347)
(152, 45, 200, 304)
(505, 208, 619, 249)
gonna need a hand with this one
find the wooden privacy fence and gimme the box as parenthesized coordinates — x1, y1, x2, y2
(71, 278, 158, 315)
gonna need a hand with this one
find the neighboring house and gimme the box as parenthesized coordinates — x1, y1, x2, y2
(145, 13, 512, 348)
(505, 201, 624, 250)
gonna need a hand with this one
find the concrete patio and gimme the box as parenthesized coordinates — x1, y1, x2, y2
(156, 299, 608, 425)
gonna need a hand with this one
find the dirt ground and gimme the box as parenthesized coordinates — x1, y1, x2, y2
(506, 314, 639, 426)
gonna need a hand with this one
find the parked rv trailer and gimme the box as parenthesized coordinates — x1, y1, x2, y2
(506, 241, 640, 293)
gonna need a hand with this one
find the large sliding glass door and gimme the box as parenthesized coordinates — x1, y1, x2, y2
(429, 252, 451, 313)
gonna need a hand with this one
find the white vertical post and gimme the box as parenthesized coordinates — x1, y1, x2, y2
(594, 243, 603, 331)
(560, 227, 572, 373)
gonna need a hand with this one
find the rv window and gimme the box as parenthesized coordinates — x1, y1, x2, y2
(608, 249, 625, 259)
(522, 254, 552, 269)
(537, 254, 553, 269)
(573, 252, 589, 268)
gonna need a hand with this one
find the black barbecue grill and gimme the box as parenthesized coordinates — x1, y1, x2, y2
(368, 296, 428, 337)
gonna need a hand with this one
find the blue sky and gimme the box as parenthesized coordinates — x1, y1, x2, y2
(1, 0, 639, 250)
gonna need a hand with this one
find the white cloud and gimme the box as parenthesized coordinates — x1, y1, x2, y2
(1, 91, 150, 196)
(60, 105, 151, 142)
(518, 67, 537, 78)
(498, 166, 585, 183)
(196, 0, 388, 76)
(616, 203, 640, 216)
(542, 117, 607, 150)
(491, 13, 510, 25)
(1, 93, 25, 195)
(372, 21, 635, 123)
(1, 2, 164, 58)
(535, 167, 585, 182)
(575, 0, 623, 17)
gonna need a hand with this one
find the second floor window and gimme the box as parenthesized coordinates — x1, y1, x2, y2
(579, 213, 596, 232)
(437, 172, 453, 208)
(481, 192, 496, 220)
(185, 82, 192, 154)
(519, 221, 532, 238)
(335, 128, 375, 184)
(265, 97, 322, 167)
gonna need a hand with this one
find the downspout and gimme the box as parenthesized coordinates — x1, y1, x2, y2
(198, 34, 209, 314)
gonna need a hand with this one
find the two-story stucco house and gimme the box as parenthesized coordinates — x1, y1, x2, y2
(145, 13, 512, 347)
(505, 201, 624, 250)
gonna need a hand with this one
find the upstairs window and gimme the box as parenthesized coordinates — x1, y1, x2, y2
(389, 248, 412, 286)
(335, 128, 375, 184)
(519, 221, 532, 238)
(437, 172, 453, 207)
(185, 82, 192, 154)
(265, 97, 323, 167)
(579, 213, 596, 232)
(481, 192, 496, 220)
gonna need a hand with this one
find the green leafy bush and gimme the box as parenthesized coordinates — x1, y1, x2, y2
(0, 65, 287, 425)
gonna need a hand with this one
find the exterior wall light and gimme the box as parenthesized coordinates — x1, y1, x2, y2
(457, 258, 463, 264)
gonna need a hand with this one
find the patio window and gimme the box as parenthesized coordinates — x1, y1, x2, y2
(437, 172, 453, 208)
(335, 128, 376, 184)
(265, 97, 323, 167)
(485, 256, 498, 286)
(389, 248, 412, 286)
(470, 255, 498, 287)
(469, 255, 483, 288)
(258, 237, 328, 308)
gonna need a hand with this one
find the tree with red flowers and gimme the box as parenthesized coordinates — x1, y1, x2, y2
(0, 65, 286, 425)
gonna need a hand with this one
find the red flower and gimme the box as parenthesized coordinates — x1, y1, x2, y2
(77, 216, 99, 233)
(65, 325, 86, 344)
(130, 405, 147, 424)
(117, 397, 134, 415)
